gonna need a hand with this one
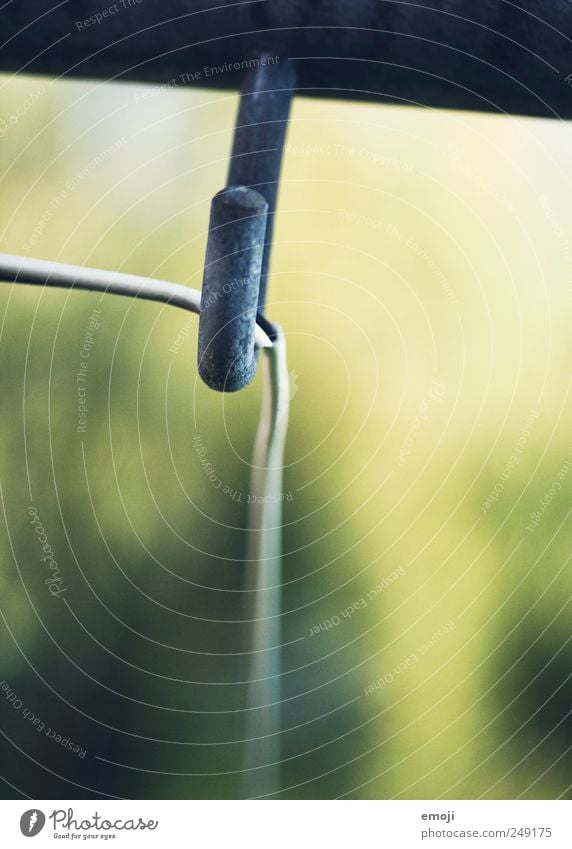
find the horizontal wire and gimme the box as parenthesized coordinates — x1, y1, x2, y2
(0, 253, 273, 350)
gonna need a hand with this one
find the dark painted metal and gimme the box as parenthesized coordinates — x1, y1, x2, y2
(1, 2, 571, 119)
(197, 185, 268, 392)
(198, 57, 293, 392)
(227, 56, 295, 313)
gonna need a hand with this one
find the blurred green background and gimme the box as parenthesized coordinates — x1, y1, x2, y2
(0, 73, 571, 800)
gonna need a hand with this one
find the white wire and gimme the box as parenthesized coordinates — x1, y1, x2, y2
(0, 253, 273, 349)
(242, 326, 290, 797)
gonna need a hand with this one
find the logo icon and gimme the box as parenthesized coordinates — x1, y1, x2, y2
(20, 810, 45, 837)
(288, 369, 299, 401)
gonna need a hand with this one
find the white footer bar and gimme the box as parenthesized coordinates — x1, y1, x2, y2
(1, 800, 570, 848)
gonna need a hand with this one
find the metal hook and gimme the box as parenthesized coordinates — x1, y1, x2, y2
(198, 54, 296, 392)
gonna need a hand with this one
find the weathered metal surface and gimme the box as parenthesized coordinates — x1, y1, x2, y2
(1, 2, 571, 118)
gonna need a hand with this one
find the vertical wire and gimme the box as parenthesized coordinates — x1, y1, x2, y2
(241, 326, 290, 798)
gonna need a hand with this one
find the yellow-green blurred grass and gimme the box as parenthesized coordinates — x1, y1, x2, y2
(0, 76, 571, 798)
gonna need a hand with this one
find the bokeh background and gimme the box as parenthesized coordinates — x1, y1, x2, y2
(0, 71, 571, 799)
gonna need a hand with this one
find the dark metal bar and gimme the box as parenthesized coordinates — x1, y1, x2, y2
(197, 185, 268, 392)
(228, 56, 295, 313)
(198, 59, 293, 392)
(1, 2, 571, 119)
